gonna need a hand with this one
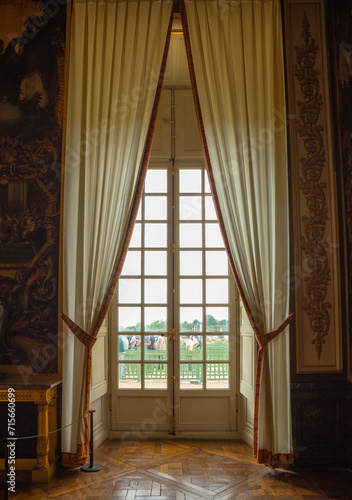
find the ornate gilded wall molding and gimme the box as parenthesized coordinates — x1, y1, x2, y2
(293, 12, 331, 359)
(285, 0, 343, 373)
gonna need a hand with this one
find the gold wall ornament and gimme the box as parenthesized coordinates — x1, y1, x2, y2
(293, 11, 331, 360)
(285, 0, 343, 373)
(35, 403, 50, 470)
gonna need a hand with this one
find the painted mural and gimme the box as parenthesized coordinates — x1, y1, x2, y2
(0, 0, 66, 374)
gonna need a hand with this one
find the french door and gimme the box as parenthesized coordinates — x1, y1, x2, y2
(109, 90, 239, 437)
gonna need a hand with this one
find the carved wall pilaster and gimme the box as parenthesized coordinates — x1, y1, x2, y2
(285, 0, 343, 373)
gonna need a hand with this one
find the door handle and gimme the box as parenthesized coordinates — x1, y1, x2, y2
(161, 329, 175, 341)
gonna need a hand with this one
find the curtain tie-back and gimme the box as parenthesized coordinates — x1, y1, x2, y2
(61, 312, 97, 350)
(253, 312, 293, 458)
(255, 313, 294, 349)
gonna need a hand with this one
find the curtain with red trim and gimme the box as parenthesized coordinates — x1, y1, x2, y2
(180, 0, 293, 467)
(61, 0, 174, 467)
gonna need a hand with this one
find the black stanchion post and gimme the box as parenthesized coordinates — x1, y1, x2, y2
(4, 439, 9, 500)
(80, 410, 102, 472)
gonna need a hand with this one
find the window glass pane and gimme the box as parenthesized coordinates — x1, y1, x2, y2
(145, 363, 167, 389)
(179, 169, 202, 193)
(206, 307, 229, 332)
(118, 335, 129, 359)
(180, 251, 202, 276)
(145, 307, 167, 332)
(145, 279, 167, 304)
(180, 335, 203, 360)
(180, 364, 203, 389)
(118, 307, 141, 332)
(205, 196, 217, 220)
(121, 251, 141, 276)
(206, 335, 229, 360)
(144, 334, 168, 361)
(129, 223, 141, 248)
(136, 203, 142, 221)
(118, 334, 141, 360)
(205, 223, 224, 248)
(144, 334, 157, 359)
(206, 363, 229, 389)
(145, 251, 167, 276)
(179, 196, 202, 221)
(128, 335, 141, 355)
(206, 279, 228, 304)
(119, 279, 141, 304)
(118, 363, 141, 389)
(180, 223, 202, 248)
(145, 196, 167, 220)
(180, 279, 202, 304)
(204, 172, 211, 193)
(206, 251, 228, 276)
(180, 307, 203, 332)
(145, 223, 167, 247)
(155, 334, 168, 357)
(145, 169, 167, 193)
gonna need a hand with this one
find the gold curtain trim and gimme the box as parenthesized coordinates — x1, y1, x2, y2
(253, 313, 294, 458)
(255, 313, 294, 349)
(257, 449, 294, 469)
(61, 312, 97, 350)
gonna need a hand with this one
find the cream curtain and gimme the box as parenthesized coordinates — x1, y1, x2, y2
(62, 0, 173, 465)
(182, 0, 292, 466)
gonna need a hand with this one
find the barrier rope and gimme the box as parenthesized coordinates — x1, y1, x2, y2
(2, 410, 101, 499)
(2, 416, 90, 500)
(3, 417, 81, 441)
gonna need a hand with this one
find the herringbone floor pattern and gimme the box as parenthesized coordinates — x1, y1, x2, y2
(3, 440, 352, 499)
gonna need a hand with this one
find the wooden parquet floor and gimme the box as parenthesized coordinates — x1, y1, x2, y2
(2, 439, 352, 499)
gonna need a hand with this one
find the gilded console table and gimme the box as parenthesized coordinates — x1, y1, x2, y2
(0, 377, 61, 482)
